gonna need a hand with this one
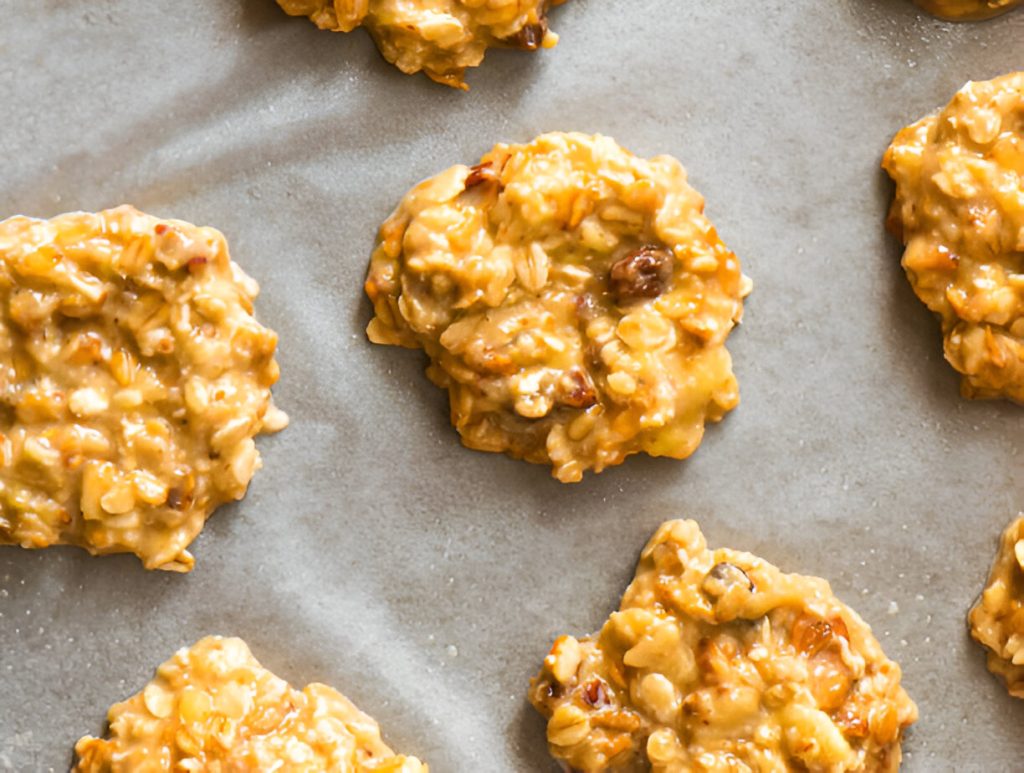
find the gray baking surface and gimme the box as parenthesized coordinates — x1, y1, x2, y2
(0, 0, 1021, 770)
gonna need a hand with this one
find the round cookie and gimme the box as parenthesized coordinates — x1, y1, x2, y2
(529, 520, 918, 771)
(969, 515, 1024, 698)
(74, 636, 427, 771)
(883, 72, 1024, 403)
(365, 132, 752, 483)
(911, 0, 1020, 19)
(276, 0, 565, 89)
(0, 206, 287, 570)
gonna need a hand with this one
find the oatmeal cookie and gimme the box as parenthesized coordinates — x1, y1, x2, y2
(365, 133, 751, 483)
(0, 206, 287, 571)
(969, 514, 1024, 697)
(883, 72, 1024, 403)
(276, 0, 565, 89)
(73, 636, 427, 772)
(911, 0, 1020, 19)
(529, 520, 918, 772)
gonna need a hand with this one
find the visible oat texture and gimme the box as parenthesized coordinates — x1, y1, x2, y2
(365, 132, 752, 483)
(73, 636, 427, 772)
(883, 72, 1024, 403)
(969, 514, 1024, 698)
(275, 0, 565, 89)
(529, 520, 918, 771)
(911, 0, 1020, 19)
(0, 206, 287, 571)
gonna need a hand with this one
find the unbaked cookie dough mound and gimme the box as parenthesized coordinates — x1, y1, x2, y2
(969, 515, 1024, 697)
(883, 72, 1024, 403)
(73, 636, 427, 772)
(365, 133, 752, 483)
(0, 206, 287, 571)
(276, 0, 566, 89)
(529, 520, 918, 772)
(912, 0, 1020, 19)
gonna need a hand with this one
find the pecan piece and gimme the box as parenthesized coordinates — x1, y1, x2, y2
(609, 245, 674, 303)
(464, 162, 498, 190)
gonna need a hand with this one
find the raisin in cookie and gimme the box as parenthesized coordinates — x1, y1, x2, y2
(74, 636, 426, 772)
(883, 72, 1024, 403)
(0, 206, 287, 570)
(529, 520, 917, 771)
(276, 0, 565, 89)
(365, 132, 751, 483)
(969, 515, 1024, 697)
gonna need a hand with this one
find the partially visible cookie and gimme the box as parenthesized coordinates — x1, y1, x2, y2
(969, 515, 1024, 697)
(276, 0, 566, 89)
(73, 636, 427, 772)
(911, 0, 1020, 19)
(529, 520, 917, 771)
(883, 72, 1024, 403)
(365, 132, 751, 483)
(0, 206, 287, 570)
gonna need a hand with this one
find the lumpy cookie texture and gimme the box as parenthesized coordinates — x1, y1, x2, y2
(911, 0, 1020, 18)
(276, 0, 565, 89)
(73, 636, 427, 772)
(969, 515, 1024, 697)
(0, 206, 287, 570)
(883, 72, 1024, 403)
(365, 133, 751, 483)
(529, 520, 917, 772)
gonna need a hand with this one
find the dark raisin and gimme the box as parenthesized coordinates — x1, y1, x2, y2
(559, 369, 597, 409)
(166, 486, 191, 510)
(609, 245, 674, 303)
(702, 562, 754, 598)
(502, 20, 546, 50)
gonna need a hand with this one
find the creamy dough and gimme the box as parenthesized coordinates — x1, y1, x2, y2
(0, 206, 286, 570)
(276, 0, 565, 89)
(529, 520, 918, 772)
(883, 72, 1024, 403)
(73, 636, 427, 772)
(969, 515, 1024, 698)
(911, 0, 1020, 19)
(365, 132, 751, 483)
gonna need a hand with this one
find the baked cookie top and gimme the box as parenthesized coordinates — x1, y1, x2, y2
(969, 514, 1024, 698)
(365, 132, 751, 483)
(883, 72, 1024, 403)
(276, 0, 565, 89)
(0, 206, 287, 570)
(73, 636, 427, 772)
(911, 0, 1020, 19)
(529, 520, 917, 772)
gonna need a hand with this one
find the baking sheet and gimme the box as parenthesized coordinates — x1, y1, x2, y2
(1, 0, 1022, 769)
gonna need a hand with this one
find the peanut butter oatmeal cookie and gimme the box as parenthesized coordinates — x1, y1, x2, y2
(529, 520, 918, 772)
(365, 133, 751, 483)
(911, 0, 1020, 19)
(275, 0, 565, 89)
(74, 636, 427, 772)
(883, 72, 1024, 403)
(0, 206, 287, 571)
(969, 514, 1024, 697)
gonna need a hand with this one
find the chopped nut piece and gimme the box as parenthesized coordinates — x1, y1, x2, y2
(529, 520, 917, 771)
(0, 206, 287, 570)
(883, 72, 1024, 403)
(73, 636, 427, 772)
(365, 133, 751, 482)
(969, 514, 1024, 697)
(275, 0, 567, 89)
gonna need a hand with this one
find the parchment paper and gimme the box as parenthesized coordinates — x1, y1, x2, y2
(0, 1, 1022, 769)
